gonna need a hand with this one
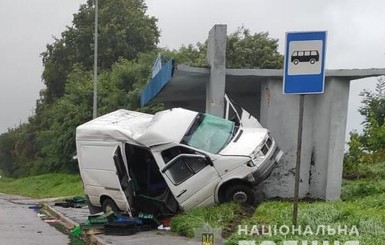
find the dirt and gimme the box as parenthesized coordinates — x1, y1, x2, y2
(221, 204, 256, 239)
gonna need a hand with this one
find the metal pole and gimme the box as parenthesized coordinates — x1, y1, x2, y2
(293, 94, 305, 226)
(92, 0, 98, 119)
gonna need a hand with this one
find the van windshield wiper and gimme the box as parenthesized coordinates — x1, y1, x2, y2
(231, 125, 239, 137)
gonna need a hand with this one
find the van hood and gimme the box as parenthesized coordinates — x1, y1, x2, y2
(219, 127, 268, 156)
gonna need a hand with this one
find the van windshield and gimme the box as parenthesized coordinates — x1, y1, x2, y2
(181, 113, 235, 154)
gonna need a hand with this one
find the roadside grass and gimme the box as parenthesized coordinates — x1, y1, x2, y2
(344, 161, 385, 180)
(226, 198, 385, 244)
(170, 202, 254, 238)
(170, 162, 385, 244)
(0, 173, 84, 198)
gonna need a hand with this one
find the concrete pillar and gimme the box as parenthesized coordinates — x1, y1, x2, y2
(310, 77, 350, 200)
(206, 24, 227, 117)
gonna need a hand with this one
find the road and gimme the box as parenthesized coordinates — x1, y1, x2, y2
(0, 192, 202, 245)
(0, 193, 70, 245)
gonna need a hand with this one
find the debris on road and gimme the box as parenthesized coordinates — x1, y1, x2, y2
(54, 196, 87, 208)
(71, 210, 169, 238)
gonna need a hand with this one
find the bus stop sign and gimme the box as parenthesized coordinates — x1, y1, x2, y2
(283, 31, 327, 94)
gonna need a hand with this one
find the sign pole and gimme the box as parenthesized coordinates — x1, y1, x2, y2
(293, 94, 305, 226)
(93, 0, 99, 119)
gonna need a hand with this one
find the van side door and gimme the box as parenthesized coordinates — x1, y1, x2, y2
(78, 142, 131, 214)
(158, 146, 220, 210)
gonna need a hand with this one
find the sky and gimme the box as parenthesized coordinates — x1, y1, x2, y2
(1, 0, 384, 143)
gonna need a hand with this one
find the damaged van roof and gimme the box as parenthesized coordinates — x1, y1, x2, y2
(76, 108, 198, 147)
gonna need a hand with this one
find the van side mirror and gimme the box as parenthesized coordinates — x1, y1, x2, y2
(205, 156, 214, 166)
(196, 153, 213, 166)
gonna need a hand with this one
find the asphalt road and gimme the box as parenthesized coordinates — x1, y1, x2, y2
(0, 193, 70, 245)
(0, 192, 203, 245)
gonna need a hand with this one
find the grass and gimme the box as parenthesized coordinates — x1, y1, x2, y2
(170, 162, 385, 244)
(170, 202, 254, 238)
(225, 199, 385, 244)
(0, 173, 84, 198)
(344, 161, 385, 180)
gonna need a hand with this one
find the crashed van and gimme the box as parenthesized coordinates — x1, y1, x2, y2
(76, 103, 283, 216)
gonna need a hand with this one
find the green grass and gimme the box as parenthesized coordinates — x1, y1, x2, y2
(170, 202, 248, 238)
(0, 173, 84, 198)
(226, 199, 385, 244)
(344, 161, 385, 180)
(171, 163, 385, 244)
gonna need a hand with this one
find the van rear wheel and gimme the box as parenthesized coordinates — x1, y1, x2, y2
(102, 198, 120, 214)
(225, 184, 256, 205)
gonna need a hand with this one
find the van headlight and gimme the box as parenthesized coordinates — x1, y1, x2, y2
(250, 149, 265, 165)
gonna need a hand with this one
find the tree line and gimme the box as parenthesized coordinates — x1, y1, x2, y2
(0, 0, 283, 177)
(344, 76, 385, 177)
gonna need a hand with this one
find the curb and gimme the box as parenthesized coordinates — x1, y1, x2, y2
(44, 204, 79, 229)
(43, 203, 108, 245)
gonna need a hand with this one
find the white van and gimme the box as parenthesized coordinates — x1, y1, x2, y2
(76, 103, 283, 216)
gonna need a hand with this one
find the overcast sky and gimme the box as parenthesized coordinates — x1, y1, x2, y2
(1, 0, 384, 141)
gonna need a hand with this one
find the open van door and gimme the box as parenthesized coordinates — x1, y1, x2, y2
(78, 142, 132, 215)
(224, 94, 262, 128)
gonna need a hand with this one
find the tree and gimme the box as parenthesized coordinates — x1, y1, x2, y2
(168, 27, 283, 69)
(226, 27, 283, 69)
(0, 129, 18, 176)
(358, 76, 385, 152)
(344, 75, 385, 174)
(41, 0, 160, 102)
(35, 53, 161, 174)
(0, 0, 161, 176)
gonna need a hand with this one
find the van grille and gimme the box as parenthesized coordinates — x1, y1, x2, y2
(261, 145, 269, 155)
(266, 138, 272, 148)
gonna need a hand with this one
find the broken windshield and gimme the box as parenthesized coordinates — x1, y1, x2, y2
(181, 113, 235, 154)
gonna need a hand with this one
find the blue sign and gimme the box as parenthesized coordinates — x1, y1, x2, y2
(283, 31, 327, 94)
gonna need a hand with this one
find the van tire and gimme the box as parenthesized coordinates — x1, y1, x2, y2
(102, 198, 120, 214)
(310, 58, 316, 64)
(225, 184, 256, 205)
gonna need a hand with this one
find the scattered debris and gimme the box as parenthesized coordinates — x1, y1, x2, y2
(37, 213, 47, 219)
(44, 219, 61, 224)
(71, 211, 169, 238)
(28, 204, 43, 211)
(157, 224, 171, 231)
(54, 196, 87, 208)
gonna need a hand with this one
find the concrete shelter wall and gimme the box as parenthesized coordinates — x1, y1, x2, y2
(259, 77, 350, 200)
(311, 78, 350, 200)
(259, 79, 310, 198)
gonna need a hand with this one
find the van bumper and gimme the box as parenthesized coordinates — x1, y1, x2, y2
(247, 147, 283, 186)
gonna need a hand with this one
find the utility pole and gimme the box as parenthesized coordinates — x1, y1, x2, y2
(93, 0, 99, 119)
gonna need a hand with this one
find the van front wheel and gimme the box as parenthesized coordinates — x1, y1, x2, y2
(225, 184, 256, 205)
(102, 198, 120, 214)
